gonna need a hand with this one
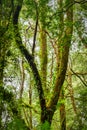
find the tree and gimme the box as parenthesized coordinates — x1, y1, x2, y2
(12, 0, 73, 128)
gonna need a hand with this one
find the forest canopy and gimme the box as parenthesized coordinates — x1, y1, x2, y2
(0, 0, 87, 130)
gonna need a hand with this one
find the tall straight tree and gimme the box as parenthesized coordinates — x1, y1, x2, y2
(39, 0, 48, 99)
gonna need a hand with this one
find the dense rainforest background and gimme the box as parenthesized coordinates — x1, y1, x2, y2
(0, 0, 87, 130)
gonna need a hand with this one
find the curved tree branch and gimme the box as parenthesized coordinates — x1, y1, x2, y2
(12, 0, 46, 113)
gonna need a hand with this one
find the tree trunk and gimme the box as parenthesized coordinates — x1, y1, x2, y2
(68, 63, 77, 114)
(29, 76, 32, 129)
(60, 90, 66, 130)
(40, 26, 47, 92)
(19, 59, 25, 99)
(0, 42, 5, 128)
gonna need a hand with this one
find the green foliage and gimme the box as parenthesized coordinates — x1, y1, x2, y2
(36, 121, 51, 130)
(74, 88, 87, 129)
(0, 0, 87, 129)
(7, 117, 28, 130)
(56, 99, 65, 109)
(23, 0, 38, 19)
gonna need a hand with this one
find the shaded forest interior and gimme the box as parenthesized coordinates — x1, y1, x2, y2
(0, 0, 87, 130)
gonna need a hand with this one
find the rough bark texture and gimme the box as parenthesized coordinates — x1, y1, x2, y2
(20, 59, 25, 99)
(40, 27, 47, 91)
(60, 90, 66, 130)
(40, 27, 48, 123)
(68, 65, 77, 114)
(29, 76, 32, 129)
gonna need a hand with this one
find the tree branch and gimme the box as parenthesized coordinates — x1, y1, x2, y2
(12, 0, 46, 113)
(71, 69, 87, 87)
(49, 0, 87, 23)
(48, 0, 73, 113)
(32, 1, 38, 57)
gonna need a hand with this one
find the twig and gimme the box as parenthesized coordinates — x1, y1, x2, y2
(71, 69, 87, 87)
(32, 2, 38, 57)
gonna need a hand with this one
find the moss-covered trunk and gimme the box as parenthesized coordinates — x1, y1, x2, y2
(40, 27, 47, 91)
(60, 90, 66, 130)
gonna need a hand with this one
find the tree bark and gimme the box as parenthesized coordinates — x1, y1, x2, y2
(29, 76, 32, 129)
(19, 59, 25, 99)
(60, 90, 66, 130)
(68, 65, 77, 114)
(40, 26, 47, 92)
